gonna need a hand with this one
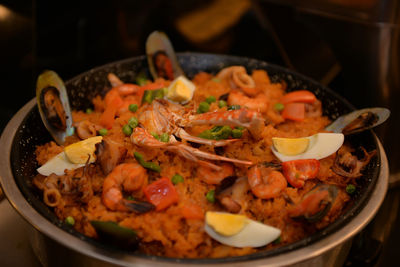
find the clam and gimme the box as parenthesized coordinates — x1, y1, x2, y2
(36, 70, 74, 145)
(288, 184, 338, 222)
(325, 107, 390, 135)
(146, 31, 184, 80)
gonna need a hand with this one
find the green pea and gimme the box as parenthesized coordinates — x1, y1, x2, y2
(171, 174, 184, 185)
(346, 184, 356, 195)
(98, 128, 108, 136)
(231, 129, 243, 138)
(228, 105, 241, 110)
(129, 104, 138, 112)
(160, 133, 170, 143)
(205, 96, 216, 104)
(274, 103, 285, 112)
(65, 216, 75, 226)
(211, 78, 221, 83)
(122, 124, 133, 136)
(206, 189, 215, 203)
(218, 100, 227, 108)
(197, 102, 210, 114)
(86, 108, 93, 114)
(128, 117, 139, 129)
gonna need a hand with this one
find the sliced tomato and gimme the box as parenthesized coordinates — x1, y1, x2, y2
(281, 90, 316, 104)
(143, 178, 179, 211)
(282, 159, 320, 188)
(181, 204, 204, 220)
(282, 103, 305, 121)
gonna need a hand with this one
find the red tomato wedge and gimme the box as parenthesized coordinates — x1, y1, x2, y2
(143, 178, 179, 211)
(281, 90, 316, 104)
(181, 204, 204, 220)
(282, 159, 320, 188)
(282, 103, 305, 121)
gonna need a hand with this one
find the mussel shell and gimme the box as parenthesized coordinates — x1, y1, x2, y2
(325, 107, 390, 135)
(36, 70, 74, 145)
(293, 184, 338, 222)
(146, 31, 184, 80)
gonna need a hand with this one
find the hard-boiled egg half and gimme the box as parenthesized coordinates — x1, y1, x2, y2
(37, 136, 103, 176)
(166, 76, 195, 104)
(271, 133, 344, 162)
(204, 212, 281, 248)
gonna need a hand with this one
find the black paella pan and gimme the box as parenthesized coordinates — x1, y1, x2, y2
(0, 53, 387, 266)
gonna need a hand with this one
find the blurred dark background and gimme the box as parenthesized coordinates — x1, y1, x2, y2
(0, 0, 399, 266)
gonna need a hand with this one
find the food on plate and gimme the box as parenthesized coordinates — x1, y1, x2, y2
(33, 63, 378, 258)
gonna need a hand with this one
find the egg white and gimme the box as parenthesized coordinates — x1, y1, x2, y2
(271, 133, 344, 162)
(205, 218, 281, 248)
(37, 151, 85, 176)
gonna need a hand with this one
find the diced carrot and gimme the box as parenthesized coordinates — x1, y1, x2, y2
(181, 204, 204, 220)
(282, 103, 305, 121)
(281, 90, 316, 104)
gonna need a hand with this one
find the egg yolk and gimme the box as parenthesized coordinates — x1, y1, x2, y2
(64, 136, 102, 164)
(272, 137, 309, 156)
(206, 212, 248, 236)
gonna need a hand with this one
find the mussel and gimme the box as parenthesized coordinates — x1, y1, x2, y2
(325, 107, 390, 135)
(288, 184, 338, 222)
(36, 70, 74, 145)
(146, 31, 184, 80)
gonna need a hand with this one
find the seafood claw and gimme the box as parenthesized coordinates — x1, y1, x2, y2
(130, 127, 252, 168)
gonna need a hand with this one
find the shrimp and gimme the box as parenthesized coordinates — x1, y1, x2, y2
(247, 165, 287, 199)
(107, 73, 124, 87)
(131, 127, 252, 168)
(114, 84, 141, 96)
(216, 66, 256, 92)
(197, 163, 234, 185)
(102, 163, 153, 212)
(183, 109, 265, 139)
(76, 120, 102, 140)
(174, 128, 239, 147)
(228, 90, 269, 113)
